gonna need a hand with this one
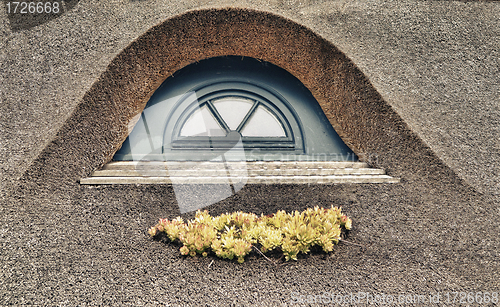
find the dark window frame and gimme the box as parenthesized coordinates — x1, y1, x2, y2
(113, 56, 357, 162)
(169, 86, 299, 151)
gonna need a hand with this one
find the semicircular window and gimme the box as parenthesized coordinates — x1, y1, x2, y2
(179, 97, 286, 138)
(113, 56, 356, 162)
(82, 56, 401, 186)
(175, 94, 291, 145)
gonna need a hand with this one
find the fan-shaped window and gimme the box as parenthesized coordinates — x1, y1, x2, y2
(170, 91, 293, 152)
(81, 56, 399, 186)
(112, 56, 357, 162)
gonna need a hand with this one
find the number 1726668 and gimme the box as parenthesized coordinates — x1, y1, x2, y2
(6, 2, 61, 14)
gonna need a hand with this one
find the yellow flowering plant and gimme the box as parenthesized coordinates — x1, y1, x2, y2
(148, 206, 352, 263)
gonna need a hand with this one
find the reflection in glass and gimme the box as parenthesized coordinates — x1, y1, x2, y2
(241, 105, 286, 137)
(212, 97, 254, 131)
(180, 105, 226, 137)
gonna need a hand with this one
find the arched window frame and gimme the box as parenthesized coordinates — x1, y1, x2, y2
(112, 56, 358, 162)
(82, 56, 399, 185)
(163, 82, 304, 159)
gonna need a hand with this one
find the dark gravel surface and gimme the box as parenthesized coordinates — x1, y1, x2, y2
(1, 180, 499, 306)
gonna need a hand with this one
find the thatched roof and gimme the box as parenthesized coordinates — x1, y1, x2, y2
(1, 1, 498, 305)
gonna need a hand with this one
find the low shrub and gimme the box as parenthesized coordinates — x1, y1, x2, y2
(148, 206, 352, 263)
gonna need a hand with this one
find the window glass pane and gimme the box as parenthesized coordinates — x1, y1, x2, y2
(241, 105, 286, 137)
(213, 97, 254, 131)
(180, 105, 226, 136)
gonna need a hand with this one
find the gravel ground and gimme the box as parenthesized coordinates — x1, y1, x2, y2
(1, 180, 498, 306)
